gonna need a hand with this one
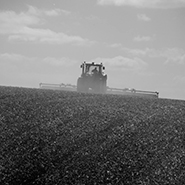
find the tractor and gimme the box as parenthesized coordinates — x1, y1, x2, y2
(40, 61, 159, 98)
(77, 62, 107, 93)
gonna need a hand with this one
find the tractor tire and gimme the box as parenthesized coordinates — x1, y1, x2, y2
(77, 78, 83, 92)
(99, 79, 107, 94)
(101, 80, 107, 94)
(92, 77, 107, 94)
(77, 77, 88, 93)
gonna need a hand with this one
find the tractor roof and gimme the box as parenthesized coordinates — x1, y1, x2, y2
(83, 62, 103, 67)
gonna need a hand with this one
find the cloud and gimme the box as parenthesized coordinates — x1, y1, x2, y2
(0, 53, 77, 67)
(0, 11, 41, 33)
(27, 5, 71, 17)
(162, 48, 185, 64)
(137, 14, 151, 21)
(7, 27, 92, 45)
(133, 35, 153, 42)
(0, 53, 78, 80)
(0, 53, 36, 76)
(173, 75, 185, 83)
(109, 45, 185, 65)
(0, 53, 79, 86)
(179, 54, 185, 64)
(109, 43, 123, 48)
(45, 9, 70, 16)
(0, 53, 30, 61)
(121, 47, 185, 64)
(97, 0, 185, 9)
(43, 57, 77, 67)
(109, 45, 155, 55)
(122, 47, 153, 56)
(0, 6, 93, 46)
(91, 56, 147, 71)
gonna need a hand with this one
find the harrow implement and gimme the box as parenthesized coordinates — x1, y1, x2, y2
(39, 61, 159, 98)
(39, 83, 159, 98)
(106, 87, 159, 98)
(39, 83, 77, 92)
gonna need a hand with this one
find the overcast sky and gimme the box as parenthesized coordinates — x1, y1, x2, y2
(0, 0, 185, 100)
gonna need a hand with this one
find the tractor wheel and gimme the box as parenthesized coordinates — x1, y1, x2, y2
(77, 78, 83, 92)
(99, 79, 107, 94)
(101, 80, 107, 94)
(77, 78, 88, 93)
(92, 78, 106, 94)
(93, 81, 100, 93)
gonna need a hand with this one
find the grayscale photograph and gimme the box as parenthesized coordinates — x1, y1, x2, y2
(0, 0, 185, 184)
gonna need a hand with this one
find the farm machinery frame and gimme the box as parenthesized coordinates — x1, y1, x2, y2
(40, 61, 159, 98)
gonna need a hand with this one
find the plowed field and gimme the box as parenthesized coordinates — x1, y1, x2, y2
(0, 86, 185, 184)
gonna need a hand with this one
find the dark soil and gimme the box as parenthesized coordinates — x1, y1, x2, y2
(0, 86, 185, 185)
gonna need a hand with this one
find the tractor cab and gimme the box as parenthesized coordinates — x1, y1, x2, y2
(77, 61, 107, 93)
(80, 62, 105, 77)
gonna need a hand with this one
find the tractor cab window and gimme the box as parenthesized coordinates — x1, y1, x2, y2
(88, 66, 99, 75)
